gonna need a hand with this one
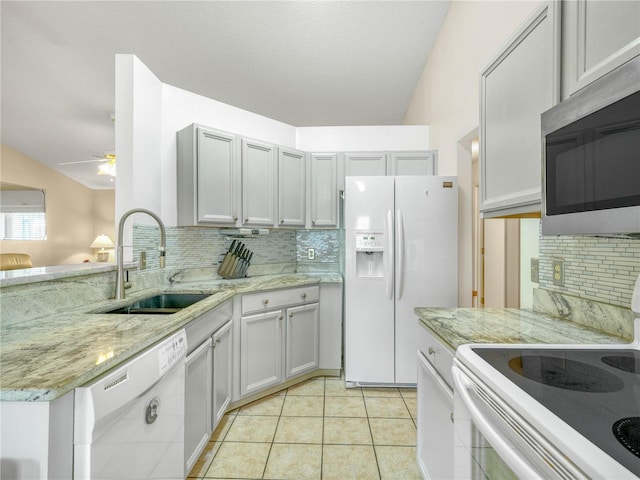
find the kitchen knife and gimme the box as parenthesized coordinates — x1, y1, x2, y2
(240, 251, 253, 277)
(233, 246, 247, 277)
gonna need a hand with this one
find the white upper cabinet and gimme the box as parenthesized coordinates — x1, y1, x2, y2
(278, 147, 306, 227)
(179, 123, 431, 229)
(177, 125, 240, 226)
(480, 1, 561, 217)
(561, 0, 640, 99)
(390, 151, 437, 176)
(309, 153, 339, 228)
(242, 138, 277, 226)
(344, 152, 387, 177)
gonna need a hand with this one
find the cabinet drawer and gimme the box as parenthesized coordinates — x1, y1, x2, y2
(241, 286, 319, 315)
(417, 325, 455, 389)
(186, 300, 233, 353)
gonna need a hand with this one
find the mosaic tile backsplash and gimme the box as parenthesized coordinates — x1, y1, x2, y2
(539, 233, 640, 309)
(133, 225, 341, 275)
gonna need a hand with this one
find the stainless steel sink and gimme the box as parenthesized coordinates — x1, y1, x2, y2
(105, 293, 211, 314)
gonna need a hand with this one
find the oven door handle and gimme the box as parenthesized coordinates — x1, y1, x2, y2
(452, 365, 545, 479)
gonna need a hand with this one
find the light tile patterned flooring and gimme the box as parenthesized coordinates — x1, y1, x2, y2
(188, 376, 420, 480)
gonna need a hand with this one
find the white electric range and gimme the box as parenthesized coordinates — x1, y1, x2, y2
(452, 275, 640, 479)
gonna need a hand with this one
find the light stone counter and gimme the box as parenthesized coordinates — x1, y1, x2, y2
(1, 273, 341, 402)
(415, 307, 631, 352)
(0, 263, 118, 287)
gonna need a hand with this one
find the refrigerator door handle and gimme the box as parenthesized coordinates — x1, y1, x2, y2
(397, 209, 404, 300)
(386, 209, 394, 300)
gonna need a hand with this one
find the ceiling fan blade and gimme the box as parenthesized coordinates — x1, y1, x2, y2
(57, 159, 106, 166)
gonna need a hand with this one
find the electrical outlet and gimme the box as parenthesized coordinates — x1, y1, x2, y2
(530, 258, 539, 283)
(552, 259, 564, 286)
(307, 248, 315, 260)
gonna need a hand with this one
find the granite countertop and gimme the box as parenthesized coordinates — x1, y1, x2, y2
(415, 307, 630, 351)
(0, 273, 341, 402)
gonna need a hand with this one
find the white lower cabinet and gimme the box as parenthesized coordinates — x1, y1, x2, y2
(240, 310, 284, 396)
(285, 303, 320, 379)
(212, 320, 233, 430)
(240, 302, 320, 397)
(184, 300, 233, 476)
(185, 338, 213, 475)
(417, 327, 455, 480)
(239, 286, 321, 398)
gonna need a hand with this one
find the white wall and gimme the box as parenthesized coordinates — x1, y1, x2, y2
(115, 55, 164, 261)
(296, 125, 429, 152)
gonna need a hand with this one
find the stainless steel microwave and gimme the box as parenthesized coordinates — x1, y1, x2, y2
(541, 55, 640, 235)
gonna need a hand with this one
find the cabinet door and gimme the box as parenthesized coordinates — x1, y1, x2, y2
(185, 339, 213, 475)
(390, 151, 437, 176)
(344, 152, 387, 177)
(197, 127, 239, 225)
(240, 310, 283, 396)
(285, 303, 319, 379)
(278, 147, 306, 227)
(242, 139, 276, 226)
(562, 0, 640, 98)
(480, 1, 560, 217)
(309, 153, 338, 228)
(212, 320, 233, 430)
(417, 351, 453, 480)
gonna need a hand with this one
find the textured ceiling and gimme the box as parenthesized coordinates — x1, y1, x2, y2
(1, 1, 449, 189)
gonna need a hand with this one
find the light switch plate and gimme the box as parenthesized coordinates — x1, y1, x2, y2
(308, 248, 315, 260)
(552, 259, 564, 286)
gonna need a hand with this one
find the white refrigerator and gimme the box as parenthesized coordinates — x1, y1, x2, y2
(344, 176, 458, 386)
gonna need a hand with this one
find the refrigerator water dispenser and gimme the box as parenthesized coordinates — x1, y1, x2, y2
(354, 232, 384, 277)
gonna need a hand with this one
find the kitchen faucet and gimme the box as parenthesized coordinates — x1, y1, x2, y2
(115, 208, 166, 300)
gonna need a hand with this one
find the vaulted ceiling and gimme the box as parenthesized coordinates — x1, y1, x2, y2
(1, 1, 449, 189)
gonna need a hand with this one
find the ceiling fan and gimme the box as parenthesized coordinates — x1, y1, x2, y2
(58, 152, 116, 177)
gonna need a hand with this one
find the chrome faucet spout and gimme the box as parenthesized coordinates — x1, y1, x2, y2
(115, 208, 166, 300)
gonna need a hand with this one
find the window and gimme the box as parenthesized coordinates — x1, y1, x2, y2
(0, 186, 46, 240)
(0, 212, 46, 240)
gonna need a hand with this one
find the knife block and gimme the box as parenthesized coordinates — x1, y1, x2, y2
(217, 249, 251, 279)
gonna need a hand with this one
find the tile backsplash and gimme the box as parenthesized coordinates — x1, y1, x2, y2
(133, 225, 341, 274)
(539, 233, 640, 308)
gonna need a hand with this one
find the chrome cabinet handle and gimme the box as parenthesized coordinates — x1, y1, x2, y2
(244, 218, 249, 223)
(450, 412, 454, 423)
(278, 315, 283, 321)
(428, 347, 435, 355)
(312, 219, 316, 225)
(263, 299, 269, 305)
(301, 292, 307, 299)
(289, 312, 293, 318)
(280, 219, 284, 224)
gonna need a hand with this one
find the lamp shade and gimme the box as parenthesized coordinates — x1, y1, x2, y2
(90, 234, 114, 249)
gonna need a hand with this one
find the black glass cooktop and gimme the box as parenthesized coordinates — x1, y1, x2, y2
(473, 348, 640, 476)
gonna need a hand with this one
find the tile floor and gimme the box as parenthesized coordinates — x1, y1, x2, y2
(188, 376, 420, 480)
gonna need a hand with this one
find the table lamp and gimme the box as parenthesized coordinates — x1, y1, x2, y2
(90, 234, 114, 262)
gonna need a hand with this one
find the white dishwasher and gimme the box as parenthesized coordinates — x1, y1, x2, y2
(74, 329, 187, 480)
